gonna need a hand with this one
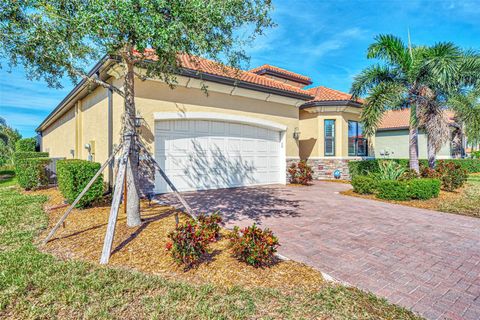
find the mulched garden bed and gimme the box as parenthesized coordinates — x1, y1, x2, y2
(341, 187, 463, 210)
(33, 187, 324, 293)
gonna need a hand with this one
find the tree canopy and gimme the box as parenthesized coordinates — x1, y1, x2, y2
(0, 0, 274, 227)
(449, 87, 480, 149)
(351, 34, 480, 168)
(0, 0, 273, 92)
(0, 117, 21, 166)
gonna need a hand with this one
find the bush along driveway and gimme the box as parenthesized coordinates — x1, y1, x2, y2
(0, 186, 422, 319)
(159, 181, 480, 320)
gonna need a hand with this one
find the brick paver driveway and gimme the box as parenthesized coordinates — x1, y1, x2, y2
(157, 181, 480, 320)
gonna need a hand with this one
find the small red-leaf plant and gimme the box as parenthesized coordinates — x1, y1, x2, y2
(288, 160, 313, 185)
(198, 212, 223, 241)
(228, 224, 280, 267)
(297, 160, 313, 185)
(288, 162, 298, 184)
(165, 220, 211, 267)
(421, 161, 467, 191)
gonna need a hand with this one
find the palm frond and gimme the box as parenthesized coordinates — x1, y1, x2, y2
(457, 51, 480, 88)
(350, 64, 401, 98)
(360, 81, 406, 136)
(421, 42, 463, 93)
(417, 100, 450, 153)
(448, 88, 480, 145)
(367, 34, 411, 71)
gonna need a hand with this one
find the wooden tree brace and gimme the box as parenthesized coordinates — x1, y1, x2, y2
(137, 142, 196, 220)
(42, 143, 123, 245)
(99, 137, 132, 264)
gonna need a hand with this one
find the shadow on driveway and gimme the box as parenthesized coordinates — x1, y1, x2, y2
(155, 185, 302, 224)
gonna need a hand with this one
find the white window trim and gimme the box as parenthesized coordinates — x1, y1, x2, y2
(153, 112, 287, 132)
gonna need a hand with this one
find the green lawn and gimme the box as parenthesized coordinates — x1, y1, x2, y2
(0, 170, 16, 188)
(0, 186, 422, 319)
(438, 174, 480, 218)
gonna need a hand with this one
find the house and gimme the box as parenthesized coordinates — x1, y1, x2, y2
(374, 109, 465, 159)
(37, 55, 366, 194)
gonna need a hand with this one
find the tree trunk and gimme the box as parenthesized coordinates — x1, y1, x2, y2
(409, 107, 420, 173)
(427, 134, 436, 169)
(124, 60, 141, 227)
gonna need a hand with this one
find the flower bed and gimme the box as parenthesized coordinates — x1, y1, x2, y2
(37, 188, 324, 292)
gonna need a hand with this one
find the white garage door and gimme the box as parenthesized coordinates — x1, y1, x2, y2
(154, 119, 284, 193)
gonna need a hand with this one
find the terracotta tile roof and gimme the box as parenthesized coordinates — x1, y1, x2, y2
(136, 49, 312, 97)
(250, 64, 312, 83)
(378, 109, 455, 130)
(306, 86, 363, 103)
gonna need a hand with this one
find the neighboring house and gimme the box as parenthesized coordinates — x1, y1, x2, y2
(37, 55, 365, 194)
(374, 109, 465, 159)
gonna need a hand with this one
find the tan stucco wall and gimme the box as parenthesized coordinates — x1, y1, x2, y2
(79, 86, 110, 162)
(130, 79, 300, 159)
(298, 107, 362, 159)
(42, 75, 302, 167)
(299, 110, 318, 159)
(374, 129, 452, 159)
(41, 107, 76, 158)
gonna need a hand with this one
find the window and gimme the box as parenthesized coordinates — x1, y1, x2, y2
(348, 121, 368, 156)
(324, 119, 335, 156)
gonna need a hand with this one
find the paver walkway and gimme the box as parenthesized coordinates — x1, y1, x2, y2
(157, 181, 480, 320)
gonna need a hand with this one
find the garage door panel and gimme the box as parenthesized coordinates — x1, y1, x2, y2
(155, 119, 284, 193)
(228, 123, 242, 136)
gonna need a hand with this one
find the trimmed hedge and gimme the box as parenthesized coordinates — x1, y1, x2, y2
(15, 137, 37, 152)
(351, 175, 377, 194)
(57, 159, 104, 208)
(15, 157, 51, 190)
(12, 151, 49, 164)
(370, 178, 440, 201)
(349, 159, 480, 177)
(407, 178, 441, 200)
(376, 180, 409, 201)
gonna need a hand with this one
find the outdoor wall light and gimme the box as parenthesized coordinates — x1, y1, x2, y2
(293, 127, 301, 140)
(134, 116, 144, 128)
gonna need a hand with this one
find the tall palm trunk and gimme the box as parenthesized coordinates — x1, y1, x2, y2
(427, 134, 436, 168)
(124, 60, 141, 227)
(409, 106, 420, 173)
(409, 126, 420, 172)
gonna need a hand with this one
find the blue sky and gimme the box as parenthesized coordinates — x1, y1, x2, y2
(1, 0, 480, 137)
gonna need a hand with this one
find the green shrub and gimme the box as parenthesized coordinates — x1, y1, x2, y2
(351, 175, 377, 194)
(399, 169, 419, 181)
(198, 213, 223, 241)
(407, 178, 441, 200)
(57, 159, 104, 208)
(443, 159, 480, 173)
(12, 151, 49, 164)
(376, 180, 409, 201)
(348, 159, 480, 178)
(15, 137, 37, 152)
(166, 220, 212, 268)
(472, 151, 480, 159)
(436, 161, 467, 192)
(378, 160, 406, 180)
(228, 224, 279, 267)
(15, 157, 51, 190)
(348, 160, 381, 177)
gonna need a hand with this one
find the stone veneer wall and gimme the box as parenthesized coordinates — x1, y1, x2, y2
(287, 158, 355, 181)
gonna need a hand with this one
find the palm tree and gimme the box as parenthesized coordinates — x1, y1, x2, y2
(448, 87, 480, 154)
(351, 35, 480, 171)
(414, 45, 480, 166)
(351, 34, 424, 172)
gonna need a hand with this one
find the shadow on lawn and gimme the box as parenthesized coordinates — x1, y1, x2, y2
(155, 186, 302, 224)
